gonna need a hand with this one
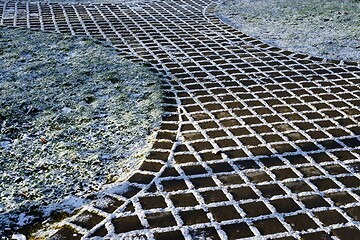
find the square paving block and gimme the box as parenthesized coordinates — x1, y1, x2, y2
(240, 201, 272, 217)
(284, 214, 318, 231)
(146, 212, 177, 228)
(154, 230, 185, 240)
(284, 180, 313, 193)
(112, 215, 143, 234)
(300, 231, 331, 240)
(190, 177, 217, 188)
(170, 193, 199, 207)
(332, 227, 360, 240)
(181, 164, 208, 175)
(297, 166, 323, 177)
(189, 227, 221, 240)
(257, 184, 286, 198)
(311, 178, 340, 191)
(344, 206, 360, 221)
(325, 192, 357, 206)
(139, 195, 167, 210)
(249, 146, 273, 156)
(174, 154, 198, 164)
(234, 160, 260, 170)
(272, 168, 299, 180)
(229, 186, 258, 201)
(224, 149, 248, 159)
(337, 176, 360, 188)
(208, 162, 234, 173)
(308, 152, 334, 163)
(221, 222, 254, 239)
(259, 156, 284, 167)
(253, 218, 287, 235)
(245, 171, 272, 183)
(179, 209, 209, 225)
(209, 205, 241, 222)
(200, 190, 229, 204)
(270, 198, 301, 213)
(322, 164, 349, 175)
(217, 173, 244, 185)
(299, 194, 330, 209)
(161, 179, 188, 192)
(314, 210, 348, 226)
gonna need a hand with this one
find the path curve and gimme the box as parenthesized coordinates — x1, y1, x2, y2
(1, 0, 360, 239)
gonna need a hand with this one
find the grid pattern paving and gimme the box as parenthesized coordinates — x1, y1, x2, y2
(1, 0, 360, 239)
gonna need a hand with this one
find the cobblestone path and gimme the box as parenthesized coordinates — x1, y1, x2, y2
(1, 0, 360, 239)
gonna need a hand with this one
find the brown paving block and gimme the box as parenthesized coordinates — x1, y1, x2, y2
(182, 164, 208, 175)
(170, 193, 199, 207)
(190, 177, 217, 188)
(221, 222, 254, 239)
(229, 186, 258, 201)
(139, 161, 164, 172)
(189, 227, 221, 240)
(200, 190, 229, 204)
(325, 192, 357, 206)
(337, 176, 360, 188)
(234, 160, 260, 170)
(297, 166, 324, 177)
(88, 225, 108, 237)
(332, 227, 360, 240)
(208, 162, 234, 173)
(112, 215, 143, 233)
(311, 178, 340, 191)
(259, 156, 284, 167)
(299, 194, 330, 209)
(217, 173, 244, 185)
(179, 209, 209, 225)
(284, 180, 313, 193)
(300, 231, 331, 240)
(161, 179, 188, 192)
(209, 205, 241, 222)
(245, 171, 272, 183)
(154, 230, 185, 240)
(284, 214, 319, 231)
(272, 168, 299, 180)
(146, 212, 177, 228)
(129, 173, 155, 184)
(240, 201, 272, 217)
(258, 184, 286, 198)
(315, 210, 348, 226)
(139, 195, 167, 210)
(270, 198, 301, 213)
(253, 218, 287, 235)
(344, 206, 360, 221)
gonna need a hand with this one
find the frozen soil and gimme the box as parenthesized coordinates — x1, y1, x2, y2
(217, 0, 360, 62)
(0, 27, 162, 230)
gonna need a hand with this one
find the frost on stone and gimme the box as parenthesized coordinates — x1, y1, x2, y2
(0, 27, 162, 229)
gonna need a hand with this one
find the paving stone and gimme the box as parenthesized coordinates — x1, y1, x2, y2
(1, 0, 359, 238)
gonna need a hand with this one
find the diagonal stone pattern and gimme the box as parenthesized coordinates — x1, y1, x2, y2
(1, 0, 360, 239)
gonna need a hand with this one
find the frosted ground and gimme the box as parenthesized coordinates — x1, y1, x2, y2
(0, 27, 162, 232)
(217, 0, 360, 62)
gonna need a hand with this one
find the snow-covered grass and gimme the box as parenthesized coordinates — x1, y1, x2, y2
(217, 0, 360, 62)
(0, 26, 162, 232)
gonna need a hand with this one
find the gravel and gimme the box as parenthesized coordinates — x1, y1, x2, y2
(0, 26, 162, 231)
(217, 0, 360, 62)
